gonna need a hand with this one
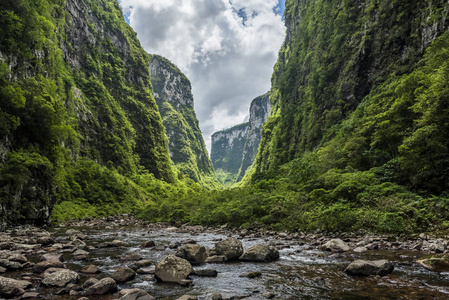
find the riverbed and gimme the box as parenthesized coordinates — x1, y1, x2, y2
(2, 221, 449, 299)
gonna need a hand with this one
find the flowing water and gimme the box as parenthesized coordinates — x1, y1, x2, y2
(28, 225, 449, 300)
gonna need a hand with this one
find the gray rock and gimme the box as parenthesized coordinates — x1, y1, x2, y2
(112, 267, 136, 283)
(191, 269, 218, 277)
(42, 270, 80, 287)
(33, 260, 64, 273)
(212, 293, 223, 300)
(205, 255, 227, 263)
(20, 291, 40, 299)
(119, 288, 155, 300)
(82, 278, 99, 289)
(0, 276, 27, 297)
(119, 253, 142, 262)
(344, 260, 394, 276)
(85, 277, 117, 295)
(176, 244, 208, 265)
(209, 237, 243, 261)
(155, 255, 193, 283)
(0, 266, 6, 273)
(176, 296, 197, 300)
(239, 244, 279, 262)
(0, 258, 22, 270)
(81, 265, 101, 274)
(8, 254, 27, 264)
(321, 239, 350, 252)
(239, 271, 262, 278)
(353, 247, 368, 253)
(140, 241, 155, 248)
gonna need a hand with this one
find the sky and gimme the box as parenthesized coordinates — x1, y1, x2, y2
(119, 0, 286, 152)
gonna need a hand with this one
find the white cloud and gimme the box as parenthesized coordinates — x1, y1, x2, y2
(120, 0, 285, 152)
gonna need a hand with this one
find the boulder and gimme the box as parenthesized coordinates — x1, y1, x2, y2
(85, 277, 117, 295)
(0, 276, 29, 297)
(140, 241, 155, 248)
(42, 270, 80, 287)
(112, 267, 136, 283)
(176, 244, 208, 265)
(119, 288, 155, 300)
(42, 253, 64, 263)
(344, 260, 394, 276)
(33, 260, 64, 273)
(82, 278, 99, 289)
(155, 255, 193, 283)
(81, 265, 101, 274)
(239, 244, 279, 262)
(73, 249, 89, 260)
(119, 253, 142, 262)
(209, 237, 243, 261)
(321, 239, 350, 252)
(8, 254, 27, 264)
(0, 258, 22, 271)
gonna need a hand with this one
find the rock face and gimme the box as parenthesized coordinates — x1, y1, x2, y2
(321, 239, 350, 252)
(175, 244, 208, 265)
(150, 55, 220, 189)
(211, 93, 271, 185)
(344, 260, 394, 276)
(209, 238, 244, 261)
(0, 0, 175, 227)
(239, 244, 280, 262)
(155, 255, 193, 283)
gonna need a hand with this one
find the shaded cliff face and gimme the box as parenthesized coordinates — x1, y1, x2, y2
(149, 55, 220, 188)
(250, 0, 449, 193)
(0, 0, 175, 227)
(211, 93, 270, 185)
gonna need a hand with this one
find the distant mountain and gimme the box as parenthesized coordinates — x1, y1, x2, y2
(211, 93, 270, 186)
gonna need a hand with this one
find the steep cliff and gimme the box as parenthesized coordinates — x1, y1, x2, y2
(211, 93, 270, 185)
(0, 0, 176, 227)
(251, 0, 449, 194)
(149, 55, 220, 188)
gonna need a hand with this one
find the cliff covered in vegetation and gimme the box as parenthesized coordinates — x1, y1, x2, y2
(211, 93, 270, 186)
(149, 55, 220, 189)
(0, 0, 179, 228)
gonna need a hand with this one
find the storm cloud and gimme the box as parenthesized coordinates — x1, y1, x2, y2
(119, 0, 286, 152)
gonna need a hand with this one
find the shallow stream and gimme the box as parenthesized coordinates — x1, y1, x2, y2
(36, 225, 449, 299)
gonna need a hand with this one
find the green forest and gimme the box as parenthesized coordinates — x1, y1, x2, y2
(2, 0, 449, 234)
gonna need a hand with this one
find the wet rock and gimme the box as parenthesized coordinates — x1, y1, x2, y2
(0, 266, 6, 273)
(212, 293, 223, 300)
(205, 255, 227, 263)
(366, 243, 379, 250)
(353, 247, 368, 253)
(85, 277, 117, 295)
(137, 267, 155, 274)
(33, 260, 64, 273)
(344, 260, 394, 276)
(119, 288, 155, 300)
(262, 292, 276, 299)
(141, 241, 155, 248)
(178, 279, 193, 286)
(97, 240, 129, 248)
(8, 254, 27, 264)
(191, 269, 218, 277)
(0, 276, 27, 297)
(135, 260, 152, 268)
(119, 253, 142, 262)
(154, 245, 166, 251)
(321, 239, 350, 252)
(176, 295, 197, 300)
(37, 236, 55, 246)
(155, 255, 193, 283)
(82, 278, 99, 289)
(176, 244, 208, 265)
(112, 267, 136, 283)
(239, 271, 262, 279)
(77, 298, 89, 300)
(73, 249, 89, 260)
(81, 265, 101, 274)
(209, 237, 243, 261)
(417, 254, 449, 272)
(42, 270, 80, 287)
(0, 258, 22, 271)
(239, 244, 279, 262)
(21, 291, 40, 299)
